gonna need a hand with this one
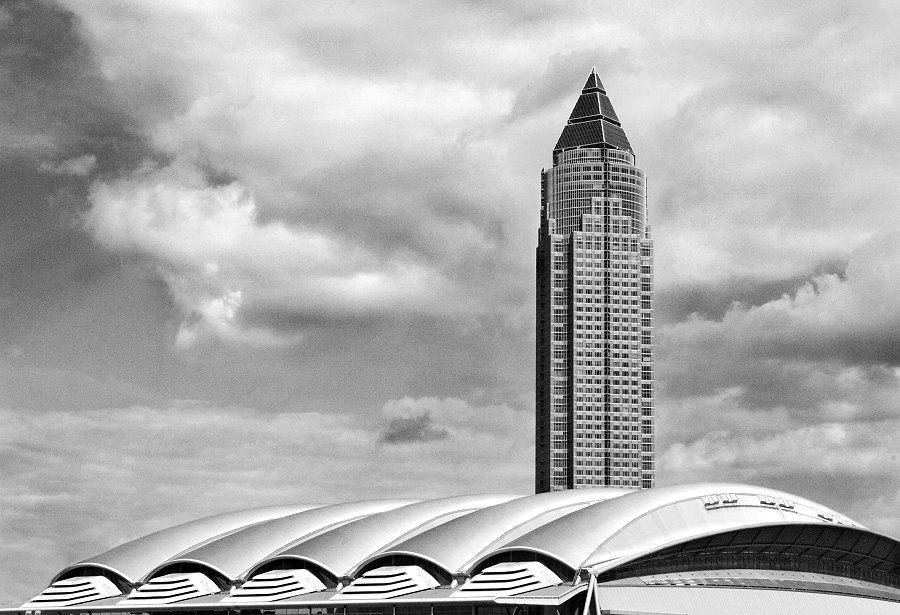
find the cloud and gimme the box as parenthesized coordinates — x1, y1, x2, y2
(172, 289, 291, 349)
(638, 4, 900, 296)
(84, 161, 476, 347)
(379, 413, 449, 444)
(654, 259, 848, 324)
(51, 0, 548, 352)
(38, 154, 96, 176)
(659, 232, 900, 399)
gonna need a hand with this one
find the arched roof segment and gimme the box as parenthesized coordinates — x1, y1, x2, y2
(259, 494, 520, 579)
(364, 488, 633, 575)
(145, 500, 419, 582)
(490, 483, 858, 572)
(54, 505, 315, 584)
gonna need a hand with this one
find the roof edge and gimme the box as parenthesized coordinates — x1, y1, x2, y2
(52, 563, 135, 586)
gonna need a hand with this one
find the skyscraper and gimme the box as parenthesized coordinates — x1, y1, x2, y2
(536, 68, 654, 492)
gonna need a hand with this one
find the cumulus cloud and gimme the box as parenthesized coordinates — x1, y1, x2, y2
(172, 289, 291, 349)
(84, 162, 473, 347)
(53, 0, 545, 350)
(658, 232, 900, 402)
(655, 232, 900, 463)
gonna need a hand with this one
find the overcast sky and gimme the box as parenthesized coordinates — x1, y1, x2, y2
(1, 0, 899, 603)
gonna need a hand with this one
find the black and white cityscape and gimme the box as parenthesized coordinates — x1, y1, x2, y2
(1, 1, 899, 610)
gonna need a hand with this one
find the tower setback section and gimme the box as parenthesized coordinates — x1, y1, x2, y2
(536, 68, 654, 492)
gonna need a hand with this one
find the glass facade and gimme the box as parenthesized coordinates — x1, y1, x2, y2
(536, 70, 654, 492)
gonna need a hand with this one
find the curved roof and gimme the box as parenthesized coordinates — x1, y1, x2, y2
(55, 505, 315, 584)
(37, 481, 899, 613)
(257, 494, 520, 579)
(488, 483, 858, 572)
(147, 499, 420, 582)
(363, 487, 634, 575)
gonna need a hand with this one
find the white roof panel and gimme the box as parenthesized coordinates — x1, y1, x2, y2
(263, 494, 519, 578)
(56, 505, 315, 584)
(367, 488, 633, 575)
(492, 483, 859, 571)
(153, 499, 418, 581)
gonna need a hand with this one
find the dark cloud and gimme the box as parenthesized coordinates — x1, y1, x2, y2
(0, 0, 148, 164)
(0, 0, 163, 388)
(286, 153, 509, 268)
(379, 412, 450, 444)
(656, 260, 847, 323)
(761, 330, 900, 368)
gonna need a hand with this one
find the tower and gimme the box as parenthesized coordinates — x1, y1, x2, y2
(535, 68, 654, 492)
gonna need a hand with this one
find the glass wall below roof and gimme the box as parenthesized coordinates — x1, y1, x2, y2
(544, 148, 646, 238)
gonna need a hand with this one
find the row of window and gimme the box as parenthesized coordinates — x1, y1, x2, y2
(550, 185, 645, 200)
(574, 424, 642, 434)
(553, 146, 634, 163)
(556, 173, 644, 188)
(575, 448, 642, 457)
(553, 162, 643, 177)
(574, 411, 641, 419)
(574, 238, 644, 250)
(575, 470, 640, 485)
(574, 459, 643, 469)
(548, 173, 642, 188)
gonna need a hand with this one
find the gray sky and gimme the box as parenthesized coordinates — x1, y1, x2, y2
(1, 0, 899, 603)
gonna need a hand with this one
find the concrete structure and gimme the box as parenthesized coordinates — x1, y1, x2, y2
(536, 68, 654, 492)
(5, 483, 899, 615)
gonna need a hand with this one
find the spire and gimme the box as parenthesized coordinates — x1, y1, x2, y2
(582, 67, 606, 93)
(553, 68, 632, 154)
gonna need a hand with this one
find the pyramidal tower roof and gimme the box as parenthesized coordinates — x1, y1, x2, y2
(582, 68, 606, 93)
(554, 67, 633, 154)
